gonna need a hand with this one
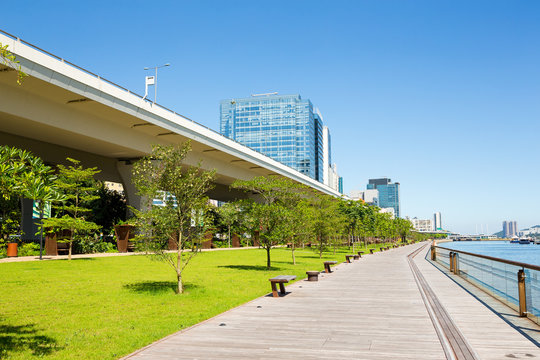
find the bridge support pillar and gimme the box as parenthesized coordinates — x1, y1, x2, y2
(117, 161, 142, 213)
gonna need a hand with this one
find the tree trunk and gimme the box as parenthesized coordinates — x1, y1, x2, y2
(176, 272, 183, 294)
(176, 231, 183, 294)
(318, 236, 323, 259)
(68, 231, 73, 260)
(266, 247, 271, 269)
(228, 225, 231, 248)
(291, 242, 296, 265)
(352, 236, 356, 253)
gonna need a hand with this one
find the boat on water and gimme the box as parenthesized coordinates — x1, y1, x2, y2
(510, 237, 533, 244)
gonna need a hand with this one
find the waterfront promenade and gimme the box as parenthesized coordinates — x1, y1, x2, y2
(123, 243, 540, 359)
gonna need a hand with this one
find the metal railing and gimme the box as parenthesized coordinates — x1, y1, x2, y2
(432, 244, 540, 325)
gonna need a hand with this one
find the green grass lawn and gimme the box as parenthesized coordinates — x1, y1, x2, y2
(0, 242, 394, 359)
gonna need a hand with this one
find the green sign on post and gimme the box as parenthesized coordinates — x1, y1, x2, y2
(32, 201, 51, 219)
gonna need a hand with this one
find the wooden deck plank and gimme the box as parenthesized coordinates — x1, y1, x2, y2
(123, 243, 540, 359)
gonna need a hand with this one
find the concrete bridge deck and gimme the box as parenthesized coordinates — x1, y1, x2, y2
(122, 243, 540, 359)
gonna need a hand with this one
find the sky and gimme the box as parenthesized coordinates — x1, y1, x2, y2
(2, 1, 540, 235)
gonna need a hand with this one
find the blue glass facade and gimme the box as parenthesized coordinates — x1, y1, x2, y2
(220, 94, 323, 181)
(368, 178, 400, 217)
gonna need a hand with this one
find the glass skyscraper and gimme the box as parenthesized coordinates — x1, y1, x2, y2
(220, 94, 323, 181)
(367, 178, 400, 218)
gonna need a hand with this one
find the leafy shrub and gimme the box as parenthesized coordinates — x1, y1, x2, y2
(18, 242, 40, 256)
(73, 236, 117, 254)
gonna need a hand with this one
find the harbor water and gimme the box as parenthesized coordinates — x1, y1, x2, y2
(435, 240, 540, 324)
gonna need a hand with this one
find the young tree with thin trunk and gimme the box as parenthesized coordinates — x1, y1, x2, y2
(309, 194, 340, 259)
(132, 142, 216, 294)
(232, 176, 303, 269)
(217, 202, 240, 248)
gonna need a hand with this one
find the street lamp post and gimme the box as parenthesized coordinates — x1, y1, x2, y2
(143, 63, 170, 104)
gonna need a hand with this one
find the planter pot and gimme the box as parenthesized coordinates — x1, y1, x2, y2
(114, 225, 135, 253)
(6, 243, 18, 257)
(201, 231, 213, 249)
(232, 234, 241, 248)
(253, 231, 260, 247)
(168, 233, 178, 250)
(45, 229, 72, 256)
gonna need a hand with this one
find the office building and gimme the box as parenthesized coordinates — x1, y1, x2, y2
(367, 178, 400, 217)
(220, 93, 329, 182)
(322, 125, 340, 192)
(380, 207, 395, 219)
(350, 189, 379, 205)
(434, 212, 442, 231)
(410, 217, 434, 232)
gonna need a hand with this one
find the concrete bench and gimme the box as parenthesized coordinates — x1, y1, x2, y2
(358, 251, 365, 258)
(269, 275, 296, 297)
(306, 271, 319, 282)
(323, 261, 337, 273)
(369, 248, 376, 254)
(353, 254, 360, 260)
(345, 254, 355, 263)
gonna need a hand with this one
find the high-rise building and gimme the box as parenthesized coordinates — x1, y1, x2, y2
(220, 93, 326, 182)
(367, 178, 400, 217)
(434, 212, 442, 231)
(502, 220, 518, 237)
(322, 125, 340, 192)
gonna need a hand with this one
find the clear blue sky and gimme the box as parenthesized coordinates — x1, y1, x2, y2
(3, 1, 540, 235)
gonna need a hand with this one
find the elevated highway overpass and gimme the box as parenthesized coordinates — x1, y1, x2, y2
(0, 30, 341, 208)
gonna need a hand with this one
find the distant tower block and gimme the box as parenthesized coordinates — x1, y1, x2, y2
(434, 212, 442, 231)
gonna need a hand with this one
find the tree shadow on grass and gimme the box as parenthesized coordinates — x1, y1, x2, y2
(57, 258, 95, 261)
(123, 281, 200, 294)
(218, 265, 282, 271)
(0, 320, 62, 358)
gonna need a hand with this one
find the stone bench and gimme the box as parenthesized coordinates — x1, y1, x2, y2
(323, 261, 337, 273)
(269, 275, 296, 297)
(358, 251, 365, 258)
(369, 248, 376, 254)
(306, 271, 319, 282)
(345, 254, 355, 263)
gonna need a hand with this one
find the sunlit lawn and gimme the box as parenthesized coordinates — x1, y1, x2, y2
(0, 242, 394, 359)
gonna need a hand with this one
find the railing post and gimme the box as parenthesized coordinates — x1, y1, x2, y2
(449, 252, 454, 273)
(453, 253, 459, 275)
(431, 245, 436, 261)
(518, 269, 527, 317)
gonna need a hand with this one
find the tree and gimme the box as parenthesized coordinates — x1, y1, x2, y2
(131, 142, 216, 294)
(394, 218, 413, 243)
(42, 158, 101, 260)
(0, 146, 63, 259)
(0, 43, 27, 85)
(217, 202, 240, 248)
(309, 194, 340, 258)
(87, 183, 127, 236)
(232, 176, 303, 269)
(287, 199, 312, 264)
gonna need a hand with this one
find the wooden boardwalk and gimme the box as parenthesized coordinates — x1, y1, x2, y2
(123, 243, 540, 360)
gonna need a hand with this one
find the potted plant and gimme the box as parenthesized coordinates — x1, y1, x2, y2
(114, 219, 135, 253)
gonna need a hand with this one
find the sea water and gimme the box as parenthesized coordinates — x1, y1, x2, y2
(436, 240, 540, 323)
(438, 240, 540, 266)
